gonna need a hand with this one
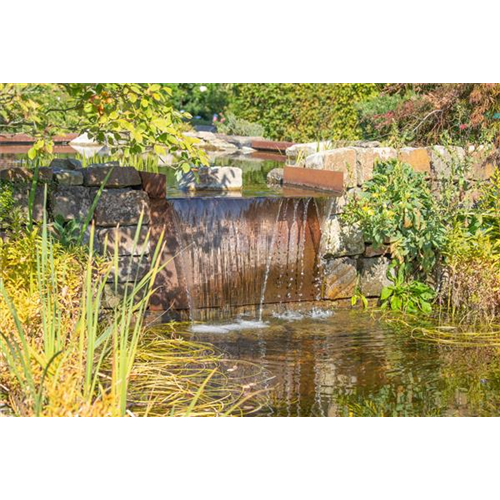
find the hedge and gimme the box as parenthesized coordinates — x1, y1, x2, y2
(230, 84, 379, 142)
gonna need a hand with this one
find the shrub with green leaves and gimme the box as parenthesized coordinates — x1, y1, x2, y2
(216, 112, 264, 137)
(343, 160, 445, 276)
(229, 83, 379, 142)
(380, 264, 435, 314)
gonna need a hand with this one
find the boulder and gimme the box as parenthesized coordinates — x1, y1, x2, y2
(178, 167, 242, 191)
(83, 166, 141, 188)
(51, 186, 90, 221)
(322, 148, 357, 188)
(355, 147, 397, 184)
(103, 282, 147, 308)
(320, 215, 364, 257)
(53, 169, 84, 186)
(97, 225, 150, 256)
(359, 257, 393, 297)
(397, 147, 431, 174)
(49, 158, 82, 170)
(0, 167, 53, 183)
(322, 257, 358, 300)
(106, 256, 150, 283)
(12, 185, 45, 221)
(266, 168, 284, 185)
(427, 145, 466, 179)
(93, 189, 150, 226)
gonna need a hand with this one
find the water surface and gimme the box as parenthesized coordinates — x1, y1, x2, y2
(183, 310, 500, 416)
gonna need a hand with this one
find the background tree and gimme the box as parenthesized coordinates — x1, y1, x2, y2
(0, 83, 208, 171)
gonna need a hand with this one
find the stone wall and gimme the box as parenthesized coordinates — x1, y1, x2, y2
(286, 142, 500, 302)
(0, 160, 165, 309)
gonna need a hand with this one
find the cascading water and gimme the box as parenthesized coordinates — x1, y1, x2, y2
(149, 195, 329, 321)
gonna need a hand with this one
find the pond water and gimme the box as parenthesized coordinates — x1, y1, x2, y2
(179, 309, 500, 416)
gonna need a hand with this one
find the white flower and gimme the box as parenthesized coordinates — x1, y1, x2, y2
(199, 85, 207, 93)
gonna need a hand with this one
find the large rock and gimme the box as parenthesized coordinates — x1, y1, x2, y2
(51, 186, 91, 221)
(49, 158, 82, 170)
(178, 167, 242, 191)
(106, 256, 150, 283)
(322, 257, 358, 300)
(103, 282, 147, 309)
(359, 257, 392, 297)
(266, 168, 284, 185)
(320, 216, 364, 257)
(97, 225, 150, 256)
(53, 169, 84, 186)
(322, 148, 357, 188)
(469, 146, 498, 181)
(355, 147, 397, 184)
(93, 189, 150, 226)
(12, 185, 45, 221)
(427, 145, 466, 179)
(286, 141, 334, 166)
(83, 166, 142, 188)
(0, 167, 53, 183)
(397, 147, 431, 174)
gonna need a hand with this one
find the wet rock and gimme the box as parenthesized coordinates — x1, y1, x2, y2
(178, 167, 242, 191)
(83, 166, 141, 188)
(321, 216, 364, 257)
(51, 186, 91, 221)
(359, 257, 393, 297)
(94, 189, 150, 226)
(53, 169, 84, 186)
(97, 225, 150, 256)
(322, 257, 358, 300)
(49, 158, 82, 170)
(266, 168, 284, 185)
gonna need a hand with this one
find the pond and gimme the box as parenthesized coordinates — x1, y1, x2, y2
(174, 309, 500, 416)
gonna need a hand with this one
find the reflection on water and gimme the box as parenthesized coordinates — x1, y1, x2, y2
(183, 310, 500, 417)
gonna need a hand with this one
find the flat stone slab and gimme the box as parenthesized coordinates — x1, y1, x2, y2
(97, 225, 150, 256)
(83, 166, 142, 188)
(50, 158, 82, 170)
(94, 189, 150, 226)
(178, 167, 242, 191)
(0, 167, 53, 183)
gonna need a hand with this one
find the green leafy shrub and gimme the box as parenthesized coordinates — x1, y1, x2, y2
(216, 112, 264, 137)
(380, 264, 435, 314)
(229, 83, 379, 142)
(343, 160, 445, 276)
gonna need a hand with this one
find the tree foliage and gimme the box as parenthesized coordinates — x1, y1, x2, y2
(0, 83, 208, 169)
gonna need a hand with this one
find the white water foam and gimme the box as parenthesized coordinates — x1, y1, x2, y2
(190, 319, 269, 334)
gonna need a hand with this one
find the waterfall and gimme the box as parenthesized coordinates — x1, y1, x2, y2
(149, 196, 327, 320)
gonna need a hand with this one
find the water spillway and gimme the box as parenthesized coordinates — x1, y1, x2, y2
(149, 195, 328, 320)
